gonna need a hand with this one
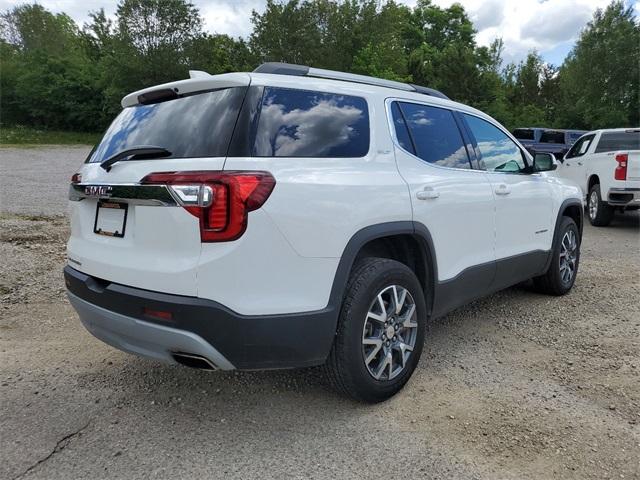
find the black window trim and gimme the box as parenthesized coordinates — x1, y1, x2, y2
(249, 85, 372, 159)
(459, 111, 533, 174)
(385, 97, 475, 172)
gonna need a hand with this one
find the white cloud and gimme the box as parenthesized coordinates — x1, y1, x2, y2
(0, 0, 624, 63)
(416, 0, 613, 63)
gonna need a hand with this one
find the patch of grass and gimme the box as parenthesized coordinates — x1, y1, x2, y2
(0, 125, 100, 146)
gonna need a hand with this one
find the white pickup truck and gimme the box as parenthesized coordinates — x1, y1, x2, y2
(558, 128, 640, 226)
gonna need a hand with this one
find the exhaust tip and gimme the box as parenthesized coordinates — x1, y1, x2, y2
(172, 352, 217, 370)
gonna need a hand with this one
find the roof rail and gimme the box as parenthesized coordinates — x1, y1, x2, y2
(253, 62, 449, 100)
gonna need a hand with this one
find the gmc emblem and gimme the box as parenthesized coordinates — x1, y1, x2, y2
(85, 185, 113, 197)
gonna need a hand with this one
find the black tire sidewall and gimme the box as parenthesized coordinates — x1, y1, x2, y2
(339, 259, 427, 402)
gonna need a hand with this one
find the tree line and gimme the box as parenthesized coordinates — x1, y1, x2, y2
(1, 0, 638, 134)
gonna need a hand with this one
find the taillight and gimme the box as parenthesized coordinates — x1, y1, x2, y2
(71, 172, 82, 184)
(615, 153, 628, 181)
(141, 171, 276, 242)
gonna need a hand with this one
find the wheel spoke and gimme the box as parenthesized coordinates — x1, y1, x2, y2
(398, 342, 413, 368)
(372, 351, 391, 380)
(377, 293, 391, 319)
(395, 287, 407, 314)
(367, 310, 385, 323)
(402, 304, 417, 328)
(363, 337, 383, 365)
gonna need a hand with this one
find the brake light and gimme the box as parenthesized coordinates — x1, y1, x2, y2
(615, 153, 628, 181)
(71, 172, 82, 184)
(141, 171, 276, 242)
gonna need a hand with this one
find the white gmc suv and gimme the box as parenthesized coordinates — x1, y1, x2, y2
(65, 63, 583, 402)
(557, 128, 640, 226)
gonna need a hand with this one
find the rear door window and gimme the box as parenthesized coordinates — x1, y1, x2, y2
(252, 87, 369, 157)
(88, 87, 247, 163)
(594, 131, 640, 153)
(392, 102, 471, 169)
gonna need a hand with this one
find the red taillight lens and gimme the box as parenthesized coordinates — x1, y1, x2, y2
(71, 172, 82, 183)
(141, 171, 276, 242)
(615, 153, 628, 181)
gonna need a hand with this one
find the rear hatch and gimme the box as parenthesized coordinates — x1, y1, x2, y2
(67, 74, 250, 296)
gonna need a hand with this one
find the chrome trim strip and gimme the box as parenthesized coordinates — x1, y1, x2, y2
(69, 183, 178, 206)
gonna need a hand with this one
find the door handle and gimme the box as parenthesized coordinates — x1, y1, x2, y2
(416, 186, 440, 200)
(495, 184, 511, 195)
(577, 161, 583, 166)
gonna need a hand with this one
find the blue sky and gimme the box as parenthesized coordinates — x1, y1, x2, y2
(1, 0, 638, 65)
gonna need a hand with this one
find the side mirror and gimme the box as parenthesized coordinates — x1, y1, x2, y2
(533, 152, 558, 172)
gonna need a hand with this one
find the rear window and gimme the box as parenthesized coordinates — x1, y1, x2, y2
(252, 87, 369, 157)
(540, 130, 565, 144)
(513, 129, 535, 141)
(88, 87, 247, 163)
(595, 131, 640, 153)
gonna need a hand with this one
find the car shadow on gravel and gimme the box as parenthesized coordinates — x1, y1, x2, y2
(602, 210, 640, 230)
(74, 282, 542, 409)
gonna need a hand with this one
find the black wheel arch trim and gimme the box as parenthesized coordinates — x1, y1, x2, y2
(327, 221, 438, 319)
(542, 198, 583, 273)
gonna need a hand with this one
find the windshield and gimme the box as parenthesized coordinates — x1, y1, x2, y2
(540, 130, 565, 144)
(88, 87, 247, 163)
(513, 129, 535, 141)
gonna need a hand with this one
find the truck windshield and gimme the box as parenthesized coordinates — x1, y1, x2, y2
(513, 129, 535, 141)
(540, 131, 565, 144)
(88, 87, 247, 163)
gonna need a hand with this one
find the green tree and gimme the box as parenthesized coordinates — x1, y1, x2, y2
(407, 0, 502, 111)
(557, 1, 640, 128)
(0, 4, 102, 130)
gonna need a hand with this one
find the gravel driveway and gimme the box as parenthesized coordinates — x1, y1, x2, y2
(1, 147, 639, 479)
(0, 146, 90, 216)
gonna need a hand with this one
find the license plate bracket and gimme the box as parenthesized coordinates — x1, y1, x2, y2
(94, 201, 128, 238)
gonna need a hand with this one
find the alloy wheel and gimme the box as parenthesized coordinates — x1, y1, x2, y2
(559, 229, 578, 284)
(589, 191, 598, 220)
(362, 285, 418, 381)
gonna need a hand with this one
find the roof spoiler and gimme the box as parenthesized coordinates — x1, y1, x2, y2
(253, 62, 449, 100)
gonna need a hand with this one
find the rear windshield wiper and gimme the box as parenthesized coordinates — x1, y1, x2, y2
(100, 146, 172, 171)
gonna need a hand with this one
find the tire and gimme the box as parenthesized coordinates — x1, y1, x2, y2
(324, 257, 427, 403)
(533, 217, 580, 296)
(587, 184, 614, 226)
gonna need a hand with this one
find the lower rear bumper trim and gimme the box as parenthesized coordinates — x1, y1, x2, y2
(68, 292, 235, 370)
(64, 265, 337, 370)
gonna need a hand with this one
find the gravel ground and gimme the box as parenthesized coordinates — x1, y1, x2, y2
(0, 146, 89, 216)
(1, 147, 639, 479)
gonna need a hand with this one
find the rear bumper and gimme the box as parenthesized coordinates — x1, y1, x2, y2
(608, 187, 640, 206)
(68, 292, 235, 370)
(64, 266, 337, 370)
